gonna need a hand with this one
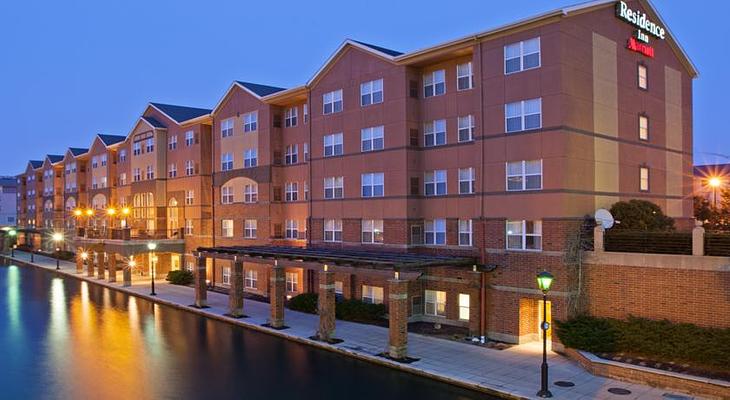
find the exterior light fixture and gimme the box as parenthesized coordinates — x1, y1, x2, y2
(81, 252, 88, 260)
(147, 242, 158, 295)
(85, 209, 94, 217)
(73, 209, 83, 217)
(709, 177, 722, 208)
(121, 207, 131, 216)
(52, 232, 64, 270)
(107, 207, 116, 216)
(536, 271, 554, 398)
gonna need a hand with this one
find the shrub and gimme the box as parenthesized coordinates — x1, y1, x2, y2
(609, 199, 675, 231)
(336, 299, 386, 323)
(555, 315, 618, 353)
(287, 293, 318, 314)
(166, 270, 194, 285)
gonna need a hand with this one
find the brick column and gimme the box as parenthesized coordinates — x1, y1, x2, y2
(75, 248, 84, 274)
(87, 252, 96, 277)
(269, 262, 285, 328)
(692, 221, 705, 256)
(194, 255, 208, 308)
(97, 252, 106, 280)
(123, 258, 132, 287)
(317, 267, 336, 341)
(388, 278, 409, 360)
(228, 258, 244, 317)
(593, 226, 605, 252)
(108, 253, 117, 283)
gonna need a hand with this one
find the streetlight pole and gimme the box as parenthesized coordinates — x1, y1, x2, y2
(148, 242, 157, 295)
(52, 232, 64, 270)
(536, 271, 554, 398)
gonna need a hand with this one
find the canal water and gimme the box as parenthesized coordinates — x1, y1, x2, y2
(0, 264, 490, 400)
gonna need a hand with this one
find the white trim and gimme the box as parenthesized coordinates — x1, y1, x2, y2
(306, 39, 398, 87)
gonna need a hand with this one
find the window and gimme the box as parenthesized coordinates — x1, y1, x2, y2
(168, 163, 177, 178)
(459, 168, 475, 194)
(335, 281, 343, 296)
(303, 104, 308, 123)
(324, 177, 344, 199)
(285, 107, 298, 127)
(185, 160, 195, 176)
(222, 267, 231, 285)
(285, 145, 298, 164)
(119, 173, 127, 186)
(146, 165, 154, 180)
(168, 135, 177, 150)
(362, 285, 383, 304)
(638, 64, 648, 89)
(92, 176, 98, 189)
(505, 98, 542, 132)
(133, 168, 141, 182)
(92, 156, 98, 169)
(362, 219, 383, 244)
(361, 126, 384, 152)
(222, 219, 234, 237)
(639, 115, 649, 140)
(244, 219, 257, 238)
(304, 181, 309, 200)
(425, 290, 446, 317)
(221, 118, 234, 137)
(243, 111, 258, 132)
(119, 149, 127, 162)
(459, 219, 472, 246)
(100, 154, 107, 166)
(245, 269, 258, 289)
(360, 78, 383, 106)
(185, 190, 194, 205)
(303, 142, 309, 161)
(244, 184, 258, 203)
(425, 219, 446, 245)
(285, 182, 298, 202)
(323, 89, 343, 114)
(285, 220, 298, 239)
(185, 219, 193, 236)
(458, 294, 470, 321)
(361, 173, 384, 197)
(640, 166, 649, 191)
(133, 142, 141, 156)
(185, 130, 195, 146)
(221, 186, 234, 204)
(424, 119, 446, 147)
(506, 160, 542, 191)
(221, 153, 233, 171)
(506, 220, 542, 250)
(145, 138, 154, 153)
(324, 133, 343, 157)
(424, 170, 447, 196)
(423, 70, 445, 97)
(324, 219, 342, 242)
(457, 62, 473, 90)
(286, 272, 298, 292)
(244, 149, 257, 168)
(504, 37, 541, 74)
(458, 115, 474, 142)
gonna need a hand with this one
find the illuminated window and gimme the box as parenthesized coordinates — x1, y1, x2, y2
(425, 290, 446, 316)
(640, 167, 650, 191)
(638, 64, 648, 89)
(639, 115, 649, 140)
(506, 220, 542, 251)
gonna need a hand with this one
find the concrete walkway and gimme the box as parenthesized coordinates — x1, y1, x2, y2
(3, 250, 698, 400)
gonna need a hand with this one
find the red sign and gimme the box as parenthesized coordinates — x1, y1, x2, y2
(627, 37, 655, 58)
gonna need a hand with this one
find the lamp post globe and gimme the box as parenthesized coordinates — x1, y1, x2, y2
(147, 242, 157, 295)
(52, 232, 64, 270)
(536, 271, 554, 398)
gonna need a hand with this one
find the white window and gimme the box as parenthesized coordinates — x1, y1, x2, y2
(506, 160, 542, 191)
(244, 148, 257, 168)
(459, 168, 475, 194)
(362, 285, 384, 304)
(133, 142, 141, 156)
(185, 160, 195, 176)
(245, 269, 258, 289)
(243, 111, 258, 132)
(459, 219, 472, 246)
(324, 219, 342, 242)
(324, 133, 343, 157)
(222, 219, 234, 237)
(92, 156, 98, 169)
(185, 219, 194, 236)
(423, 70, 445, 97)
(323, 89, 343, 114)
(286, 272, 298, 292)
(285, 219, 298, 239)
(335, 281, 343, 296)
(222, 267, 231, 285)
(133, 168, 141, 182)
(362, 220, 384, 244)
(168, 163, 177, 178)
(458, 115, 474, 142)
(244, 184, 258, 203)
(361, 126, 384, 152)
(457, 62, 473, 90)
(100, 154, 107, 166)
(92, 176, 98, 189)
(304, 181, 309, 200)
(221, 118, 234, 137)
(639, 115, 649, 140)
(145, 138, 154, 153)
(119, 149, 127, 162)
(185, 130, 195, 146)
(303, 142, 309, 161)
(458, 294, 470, 321)
(118, 173, 127, 186)
(425, 219, 446, 245)
(505, 98, 542, 132)
(221, 186, 234, 204)
(504, 37, 541, 74)
(285, 107, 298, 127)
(146, 165, 154, 180)
(185, 261, 194, 272)
(221, 153, 233, 171)
(303, 104, 308, 123)
(638, 64, 648, 89)
(285, 145, 298, 164)
(425, 170, 447, 196)
(424, 119, 446, 147)
(324, 177, 344, 199)
(168, 135, 177, 150)
(361, 172, 384, 198)
(185, 190, 194, 205)
(425, 290, 446, 317)
(360, 78, 383, 106)
(285, 182, 298, 202)
(640, 167, 649, 191)
(506, 220, 542, 250)
(244, 219, 257, 238)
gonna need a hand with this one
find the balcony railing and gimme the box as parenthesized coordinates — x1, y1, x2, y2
(76, 227, 184, 241)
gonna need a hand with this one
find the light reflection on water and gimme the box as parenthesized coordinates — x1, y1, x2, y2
(0, 265, 485, 400)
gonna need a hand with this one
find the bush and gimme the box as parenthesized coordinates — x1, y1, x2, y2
(166, 270, 194, 285)
(336, 299, 386, 323)
(555, 315, 618, 353)
(287, 293, 318, 314)
(610, 200, 675, 231)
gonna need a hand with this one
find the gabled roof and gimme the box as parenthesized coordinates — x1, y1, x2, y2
(68, 147, 89, 157)
(306, 39, 399, 87)
(46, 154, 64, 164)
(148, 102, 211, 124)
(140, 116, 166, 129)
(236, 81, 287, 97)
(352, 40, 403, 57)
(97, 134, 126, 147)
(29, 160, 43, 170)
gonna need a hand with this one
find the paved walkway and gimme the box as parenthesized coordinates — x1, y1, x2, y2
(3, 251, 698, 399)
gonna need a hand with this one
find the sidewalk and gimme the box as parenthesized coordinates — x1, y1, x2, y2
(4, 250, 697, 400)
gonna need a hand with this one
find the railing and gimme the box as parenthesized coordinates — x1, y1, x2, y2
(704, 233, 730, 257)
(76, 227, 184, 241)
(604, 230, 692, 255)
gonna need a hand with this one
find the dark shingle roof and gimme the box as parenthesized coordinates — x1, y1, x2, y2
(69, 147, 89, 156)
(98, 134, 126, 146)
(352, 40, 403, 57)
(149, 102, 211, 123)
(694, 164, 730, 177)
(29, 160, 43, 169)
(236, 81, 287, 97)
(46, 155, 64, 164)
(141, 116, 166, 129)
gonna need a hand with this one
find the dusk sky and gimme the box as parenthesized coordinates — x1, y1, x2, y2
(0, 0, 727, 175)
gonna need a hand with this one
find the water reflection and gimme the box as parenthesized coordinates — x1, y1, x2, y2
(6, 266, 21, 338)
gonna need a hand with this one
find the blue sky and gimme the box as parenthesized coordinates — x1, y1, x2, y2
(0, 0, 727, 175)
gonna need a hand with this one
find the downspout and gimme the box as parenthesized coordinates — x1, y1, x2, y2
(477, 37, 488, 342)
(210, 115, 216, 288)
(307, 89, 313, 246)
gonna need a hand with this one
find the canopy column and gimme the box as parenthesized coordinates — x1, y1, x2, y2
(87, 252, 96, 277)
(97, 252, 106, 280)
(388, 278, 409, 360)
(316, 265, 336, 342)
(194, 254, 208, 308)
(108, 253, 117, 283)
(268, 261, 286, 329)
(75, 248, 84, 274)
(227, 258, 244, 317)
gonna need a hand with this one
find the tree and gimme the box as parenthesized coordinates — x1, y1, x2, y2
(609, 199, 675, 231)
(694, 195, 715, 223)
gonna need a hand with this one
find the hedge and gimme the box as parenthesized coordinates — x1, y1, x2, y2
(286, 293, 387, 323)
(288, 293, 318, 314)
(556, 315, 730, 369)
(166, 270, 194, 285)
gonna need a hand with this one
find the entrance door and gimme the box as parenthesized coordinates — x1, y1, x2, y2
(171, 255, 180, 271)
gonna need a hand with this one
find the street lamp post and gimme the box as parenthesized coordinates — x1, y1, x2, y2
(709, 177, 721, 208)
(52, 232, 64, 270)
(147, 242, 157, 296)
(536, 271, 554, 398)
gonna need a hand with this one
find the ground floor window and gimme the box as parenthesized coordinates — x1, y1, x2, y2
(185, 261, 194, 272)
(411, 295, 423, 315)
(245, 269, 257, 289)
(286, 272, 298, 292)
(506, 220, 542, 250)
(362, 285, 383, 304)
(425, 290, 446, 317)
(458, 293, 470, 321)
(334, 281, 343, 295)
(222, 267, 231, 285)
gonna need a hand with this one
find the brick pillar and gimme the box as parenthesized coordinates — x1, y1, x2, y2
(97, 252, 106, 280)
(123, 258, 132, 287)
(108, 253, 117, 283)
(593, 226, 605, 252)
(388, 278, 409, 359)
(269, 263, 285, 328)
(317, 268, 336, 341)
(194, 255, 208, 308)
(228, 258, 244, 317)
(75, 248, 84, 274)
(87, 252, 96, 277)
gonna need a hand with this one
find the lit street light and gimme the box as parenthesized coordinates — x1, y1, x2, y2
(147, 242, 157, 296)
(52, 232, 64, 270)
(709, 177, 722, 208)
(536, 271, 554, 398)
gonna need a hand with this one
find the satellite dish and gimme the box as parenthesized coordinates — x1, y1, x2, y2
(594, 209, 615, 229)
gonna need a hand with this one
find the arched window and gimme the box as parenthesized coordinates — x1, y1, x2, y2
(168, 197, 179, 232)
(133, 192, 155, 231)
